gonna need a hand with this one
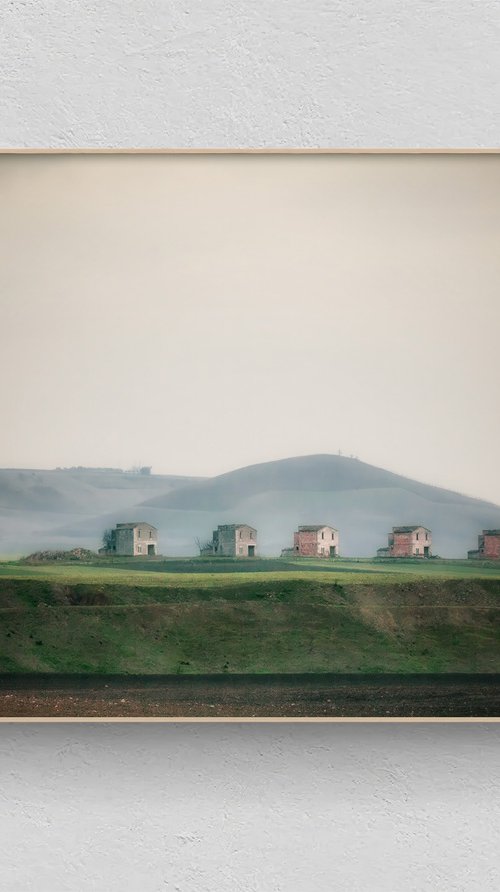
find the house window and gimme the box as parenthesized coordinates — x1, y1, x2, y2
(425, 533, 428, 540)
(416, 533, 419, 540)
(415, 547, 419, 555)
(137, 545, 142, 554)
(321, 532, 324, 539)
(239, 546, 243, 555)
(239, 531, 242, 538)
(149, 531, 153, 538)
(332, 533, 335, 540)
(138, 529, 141, 538)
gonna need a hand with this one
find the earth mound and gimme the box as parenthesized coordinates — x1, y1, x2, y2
(23, 547, 98, 563)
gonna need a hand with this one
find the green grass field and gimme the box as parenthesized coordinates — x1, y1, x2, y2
(1, 557, 500, 675)
(1, 556, 499, 588)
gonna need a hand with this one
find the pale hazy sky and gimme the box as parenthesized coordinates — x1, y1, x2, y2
(1, 153, 499, 502)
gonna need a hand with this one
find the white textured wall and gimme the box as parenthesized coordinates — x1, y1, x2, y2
(2, 724, 500, 891)
(2, 2, 500, 889)
(1, 0, 499, 147)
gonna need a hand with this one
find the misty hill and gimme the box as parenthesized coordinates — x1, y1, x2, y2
(142, 454, 482, 511)
(0, 467, 204, 513)
(1, 456, 500, 558)
(139, 455, 500, 558)
(0, 468, 204, 556)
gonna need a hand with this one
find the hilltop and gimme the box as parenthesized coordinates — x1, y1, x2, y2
(140, 454, 500, 558)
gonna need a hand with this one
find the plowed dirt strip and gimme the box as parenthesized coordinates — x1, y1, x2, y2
(1, 673, 499, 717)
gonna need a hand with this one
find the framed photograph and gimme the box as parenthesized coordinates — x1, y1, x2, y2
(0, 149, 499, 720)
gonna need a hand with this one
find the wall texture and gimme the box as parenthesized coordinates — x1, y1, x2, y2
(2, 723, 500, 891)
(2, 2, 500, 890)
(1, 0, 499, 147)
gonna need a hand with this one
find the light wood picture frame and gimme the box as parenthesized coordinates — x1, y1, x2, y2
(0, 147, 499, 722)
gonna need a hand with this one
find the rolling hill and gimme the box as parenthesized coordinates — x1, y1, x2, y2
(139, 455, 500, 558)
(0, 455, 499, 558)
(0, 468, 204, 557)
(143, 454, 481, 511)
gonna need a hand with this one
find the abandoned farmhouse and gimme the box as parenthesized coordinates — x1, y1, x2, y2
(100, 520, 500, 561)
(211, 524, 257, 557)
(377, 526, 432, 559)
(468, 530, 500, 560)
(101, 522, 158, 556)
(293, 525, 339, 557)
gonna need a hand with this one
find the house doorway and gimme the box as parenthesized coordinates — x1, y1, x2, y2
(329, 546, 337, 557)
(424, 546, 430, 557)
(147, 544, 156, 556)
(247, 545, 255, 557)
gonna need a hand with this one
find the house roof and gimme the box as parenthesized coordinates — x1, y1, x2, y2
(483, 529, 500, 536)
(216, 523, 257, 532)
(392, 525, 431, 533)
(298, 525, 338, 532)
(115, 522, 157, 530)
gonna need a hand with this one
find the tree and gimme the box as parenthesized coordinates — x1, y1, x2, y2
(102, 528, 114, 551)
(195, 537, 213, 556)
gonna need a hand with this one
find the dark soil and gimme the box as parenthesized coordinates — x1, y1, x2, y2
(1, 673, 499, 717)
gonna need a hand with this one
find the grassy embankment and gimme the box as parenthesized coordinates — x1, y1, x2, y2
(1, 557, 500, 675)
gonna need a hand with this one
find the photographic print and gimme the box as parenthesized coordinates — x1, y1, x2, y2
(0, 150, 499, 719)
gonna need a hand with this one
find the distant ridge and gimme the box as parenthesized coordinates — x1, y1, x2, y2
(141, 454, 495, 512)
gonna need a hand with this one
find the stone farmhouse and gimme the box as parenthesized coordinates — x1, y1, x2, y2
(468, 530, 500, 560)
(293, 525, 339, 557)
(103, 522, 158, 556)
(377, 525, 432, 558)
(212, 523, 257, 557)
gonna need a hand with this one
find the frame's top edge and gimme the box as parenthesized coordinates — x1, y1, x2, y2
(0, 148, 499, 155)
(1, 717, 499, 723)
